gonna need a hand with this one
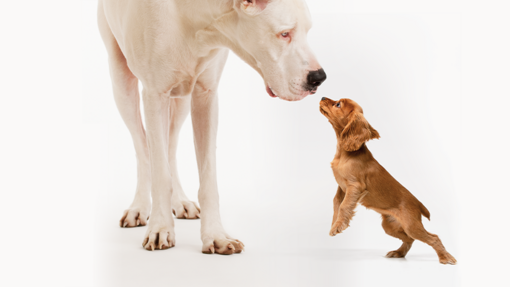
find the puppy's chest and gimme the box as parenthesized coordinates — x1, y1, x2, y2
(330, 159, 351, 190)
(331, 160, 374, 209)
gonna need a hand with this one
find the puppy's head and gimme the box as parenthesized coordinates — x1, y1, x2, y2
(320, 97, 380, 151)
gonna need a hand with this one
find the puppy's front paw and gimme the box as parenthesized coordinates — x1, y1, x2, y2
(329, 221, 348, 236)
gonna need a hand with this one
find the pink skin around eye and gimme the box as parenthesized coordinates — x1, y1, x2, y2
(280, 32, 290, 41)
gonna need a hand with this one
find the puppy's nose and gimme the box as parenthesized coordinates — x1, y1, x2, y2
(307, 68, 327, 89)
(321, 97, 326, 101)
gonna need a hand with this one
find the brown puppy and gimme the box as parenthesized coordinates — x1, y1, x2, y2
(319, 97, 456, 265)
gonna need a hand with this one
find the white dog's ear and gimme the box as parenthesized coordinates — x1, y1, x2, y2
(235, 0, 270, 16)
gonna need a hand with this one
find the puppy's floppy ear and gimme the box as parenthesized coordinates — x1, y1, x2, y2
(235, 0, 270, 16)
(340, 112, 380, 152)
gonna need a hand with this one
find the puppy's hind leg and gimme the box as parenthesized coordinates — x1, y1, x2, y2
(400, 213, 457, 265)
(381, 215, 414, 258)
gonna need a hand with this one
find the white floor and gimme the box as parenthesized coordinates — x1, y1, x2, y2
(94, 187, 459, 287)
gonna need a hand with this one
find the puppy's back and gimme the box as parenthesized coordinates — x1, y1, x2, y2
(358, 149, 430, 220)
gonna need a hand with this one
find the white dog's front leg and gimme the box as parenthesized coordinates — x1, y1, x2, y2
(191, 86, 244, 255)
(141, 89, 175, 251)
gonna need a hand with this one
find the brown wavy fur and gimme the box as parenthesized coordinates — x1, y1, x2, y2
(320, 97, 456, 265)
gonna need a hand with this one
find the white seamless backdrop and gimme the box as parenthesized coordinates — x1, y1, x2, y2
(1, 1, 509, 287)
(86, 8, 460, 287)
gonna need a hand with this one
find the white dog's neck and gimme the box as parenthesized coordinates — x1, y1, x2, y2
(190, 1, 262, 75)
(176, 0, 234, 30)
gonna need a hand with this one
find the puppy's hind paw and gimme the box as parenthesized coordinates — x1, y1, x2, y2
(385, 250, 406, 258)
(439, 253, 457, 265)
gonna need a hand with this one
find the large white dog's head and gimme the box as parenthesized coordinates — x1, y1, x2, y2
(210, 0, 326, 101)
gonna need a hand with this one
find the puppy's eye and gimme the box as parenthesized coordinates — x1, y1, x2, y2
(281, 32, 289, 37)
(335, 103, 341, 108)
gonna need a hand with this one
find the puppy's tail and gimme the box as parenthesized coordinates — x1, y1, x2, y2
(418, 201, 431, 221)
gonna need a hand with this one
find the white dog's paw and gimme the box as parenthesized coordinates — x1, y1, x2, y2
(172, 200, 200, 219)
(142, 214, 175, 251)
(119, 205, 150, 228)
(201, 233, 244, 255)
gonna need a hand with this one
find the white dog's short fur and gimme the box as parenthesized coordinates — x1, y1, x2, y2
(98, 0, 325, 253)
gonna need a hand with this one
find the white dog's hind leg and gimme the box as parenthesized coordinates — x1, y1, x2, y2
(98, 3, 151, 228)
(167, 98, 201, 219)
(141, 89, 175, 250)
(111, 59, 152, 228)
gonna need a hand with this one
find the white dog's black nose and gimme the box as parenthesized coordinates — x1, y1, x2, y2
(306, 69, 327, 90)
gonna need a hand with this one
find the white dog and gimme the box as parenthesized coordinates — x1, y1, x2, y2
(98, 0, 326, 254)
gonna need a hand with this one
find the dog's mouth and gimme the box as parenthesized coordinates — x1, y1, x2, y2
(320, 106, 329, 116)
(266, 85, 318, 100)
(266, 85, 278, 98)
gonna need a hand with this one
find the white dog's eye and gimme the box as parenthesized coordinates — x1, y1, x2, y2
(336, 103, 341, 107)
(281, 32, 289, 37)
